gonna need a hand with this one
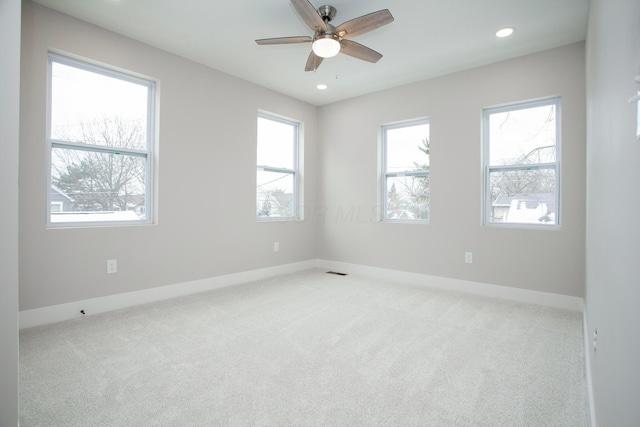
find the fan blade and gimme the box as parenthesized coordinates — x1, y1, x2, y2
(290, 0, 327, 32)
(339, 39, 383, 63)
(335, 9, 394, 39)
(256, 36, 312, 45)
(305, 51, 324, 72)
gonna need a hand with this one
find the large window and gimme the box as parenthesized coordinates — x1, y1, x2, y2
(256, 113, 299, 220)
(381, 119, 430, 222)
(484, 97, 561, 227)
(47, 53, 155, 226)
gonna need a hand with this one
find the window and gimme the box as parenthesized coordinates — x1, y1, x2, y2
(47, 53, 155, 226)
(256, 113, 299, 220)
(381, 119, 430, 222)
(483, 97, 561, 227)
(50, 202, 63, 213)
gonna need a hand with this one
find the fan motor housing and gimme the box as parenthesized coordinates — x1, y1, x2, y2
(318, 5, 337, 22)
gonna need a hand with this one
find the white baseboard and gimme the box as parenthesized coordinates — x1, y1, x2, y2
(582, 304, 597, 427)
(315, 259, 584, 312)
(19, 260, 316, 329)
(20, 258, 584, 329)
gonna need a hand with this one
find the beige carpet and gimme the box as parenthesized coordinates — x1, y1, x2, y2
(20, 269, 589, 426)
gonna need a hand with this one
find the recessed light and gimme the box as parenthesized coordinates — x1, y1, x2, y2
(317, 84, 328, 90)
(496, 27, 515, 38)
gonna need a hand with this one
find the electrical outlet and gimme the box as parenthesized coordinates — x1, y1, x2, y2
(465, 252, 473, 264)
(274, 242, 279, 252)
(107, 259, 118, 274)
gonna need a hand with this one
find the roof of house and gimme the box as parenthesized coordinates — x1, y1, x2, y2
(50, 184, 74, 202)
(493, 193, 555, 208)
(493, 193, 556, 220)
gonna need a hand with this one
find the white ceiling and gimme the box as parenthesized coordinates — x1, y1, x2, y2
(32, 0, 589, 106)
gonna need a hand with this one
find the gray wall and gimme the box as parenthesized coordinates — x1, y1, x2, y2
(0, 0, 21, 424)
(585, 0, 640, 425)
(19, 2, 319, 311)
(317, 43, 586, 297)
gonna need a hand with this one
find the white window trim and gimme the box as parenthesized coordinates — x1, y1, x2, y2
(256, 112, 301, 222)
(381, 118, 430, 224)
(482, 97, 562, 229)
(46, 52, 156, 228)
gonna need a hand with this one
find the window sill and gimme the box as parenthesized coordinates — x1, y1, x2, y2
(256, 217, 301, 223)
(381, 219, 430, 225)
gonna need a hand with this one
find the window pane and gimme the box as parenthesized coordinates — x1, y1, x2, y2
(51, 147, 147, 223)
(386, 175, 429, 220)
(257, 169, 295, 218)
(51, 61, 149, 150)
(385, 123, 430, 173)
(257, 117, 295, 169)
(489, 103, 557, 166)
(489, 168, 556, 225)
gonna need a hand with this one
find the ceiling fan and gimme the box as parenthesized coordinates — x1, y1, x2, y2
(255, 0, 394, 72)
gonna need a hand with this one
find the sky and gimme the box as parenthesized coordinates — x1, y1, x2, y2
(50, 60, 149, 144)
(385, 122, 430, 173)
(488, 104, 557, 165)
(256, 116, 295, 169)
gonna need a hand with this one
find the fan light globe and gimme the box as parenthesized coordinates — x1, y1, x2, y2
(312, 36, 340, 58)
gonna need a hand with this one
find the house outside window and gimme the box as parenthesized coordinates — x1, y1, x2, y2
(483, 97, 561, 227)
(47, 53, 156, 226)
(256, 113, 300, 220)
(381, 118, 430, 222)
(50, 184, 73, 213)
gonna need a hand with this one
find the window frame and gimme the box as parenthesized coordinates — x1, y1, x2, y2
(256, 112, 300, 221)
(381, 118, 431, 224)
(482, 97, 562, 229)
(46, 52, 156, 228)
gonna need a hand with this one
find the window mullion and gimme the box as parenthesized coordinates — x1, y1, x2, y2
(51, 140, 148, 158)
(257, 165, 296, 175)
(385, 170, 430, 178)
(488, 163, 556, 173)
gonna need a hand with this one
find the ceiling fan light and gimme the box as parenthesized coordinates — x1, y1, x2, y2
(312, 36, 340, 58)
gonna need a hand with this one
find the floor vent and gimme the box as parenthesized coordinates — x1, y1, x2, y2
(326, 271, 348, 276)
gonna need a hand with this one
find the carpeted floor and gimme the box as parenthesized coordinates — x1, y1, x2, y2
(20, 269, 590, 426)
